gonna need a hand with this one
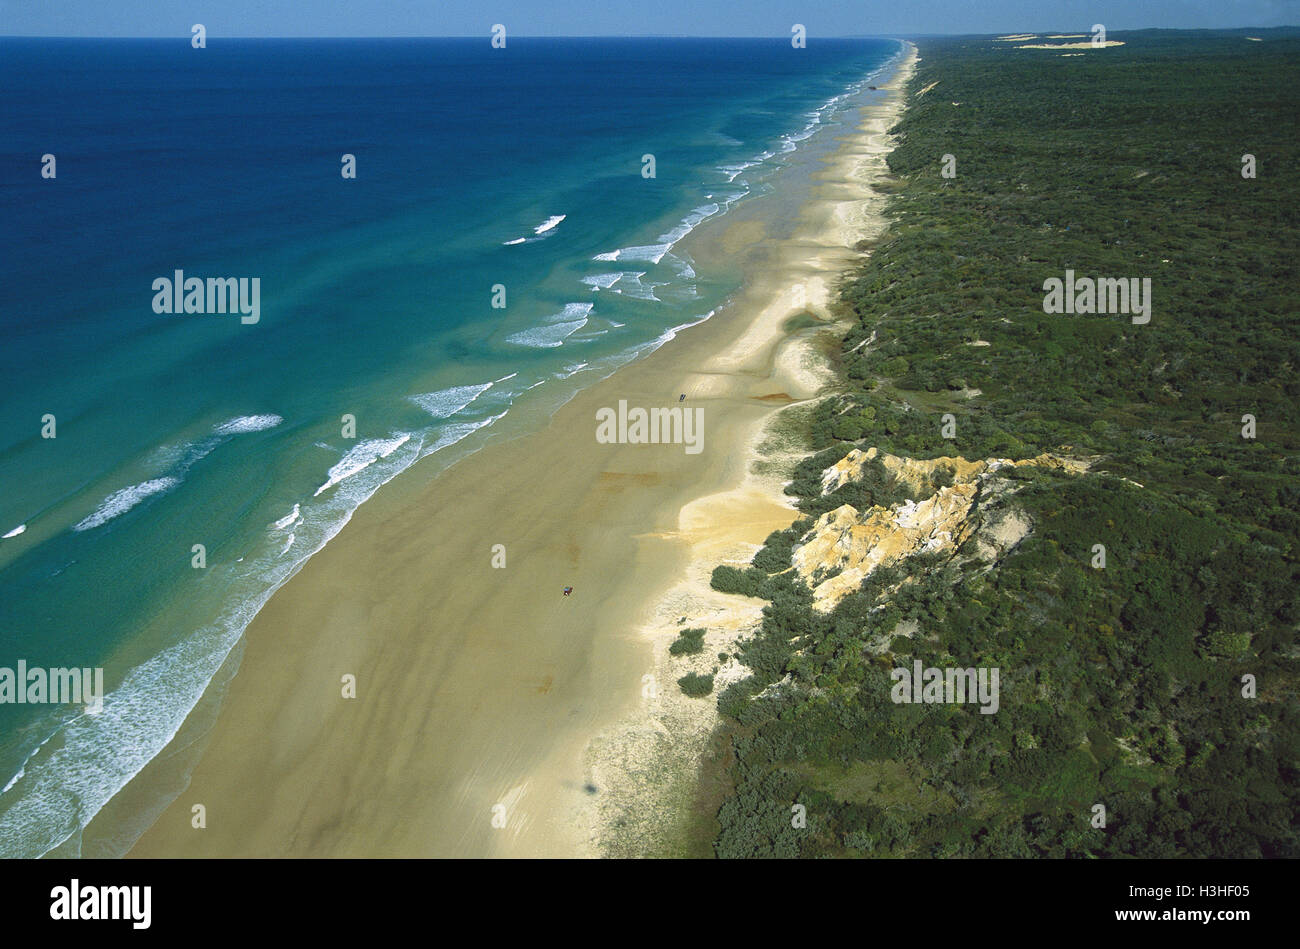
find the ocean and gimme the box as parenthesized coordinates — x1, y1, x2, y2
(0, 35, 902, 856)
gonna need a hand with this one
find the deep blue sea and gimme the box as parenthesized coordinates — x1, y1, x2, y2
(0, 36, 900, 856)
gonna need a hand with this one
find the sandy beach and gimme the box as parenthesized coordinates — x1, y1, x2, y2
(119, 43, 916, 858)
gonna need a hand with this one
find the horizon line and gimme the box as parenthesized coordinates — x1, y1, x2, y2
(1, 26, 1295, 41)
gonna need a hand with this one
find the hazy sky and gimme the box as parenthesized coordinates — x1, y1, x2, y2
(1, 0, 1295, 37)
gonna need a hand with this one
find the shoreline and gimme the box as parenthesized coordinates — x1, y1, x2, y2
(580, 47, 917, 855)
(118, 43, 917, 858)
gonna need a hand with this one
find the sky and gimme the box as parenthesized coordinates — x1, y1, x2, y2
(1, 0, 1295, 37)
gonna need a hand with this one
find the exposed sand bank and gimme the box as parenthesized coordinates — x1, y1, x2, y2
(121, 43, 917, 859)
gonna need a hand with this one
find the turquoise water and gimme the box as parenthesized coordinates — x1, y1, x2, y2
(0, 36, 902, 856)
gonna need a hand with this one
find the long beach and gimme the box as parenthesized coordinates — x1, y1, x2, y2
(120, 43, 917, 858)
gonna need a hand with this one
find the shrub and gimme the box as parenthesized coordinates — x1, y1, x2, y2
(710, 565, 766, 597)
(669, 627, 707, 656)
(678, 673, 715, 698)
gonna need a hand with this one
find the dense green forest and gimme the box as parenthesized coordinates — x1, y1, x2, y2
(706, 30, 1300, 858)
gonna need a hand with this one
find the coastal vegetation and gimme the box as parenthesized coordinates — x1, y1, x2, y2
(706, 30, 1300, 858)
(669, 627, 708, 656)
(678, 672, 716, 698)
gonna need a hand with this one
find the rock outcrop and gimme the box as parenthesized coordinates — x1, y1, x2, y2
(819, 446, 1089, 497)
(794, 447, 1087, 612)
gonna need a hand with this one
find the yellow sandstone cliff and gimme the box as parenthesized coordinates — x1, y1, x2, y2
(793, 447, 1089, 612)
